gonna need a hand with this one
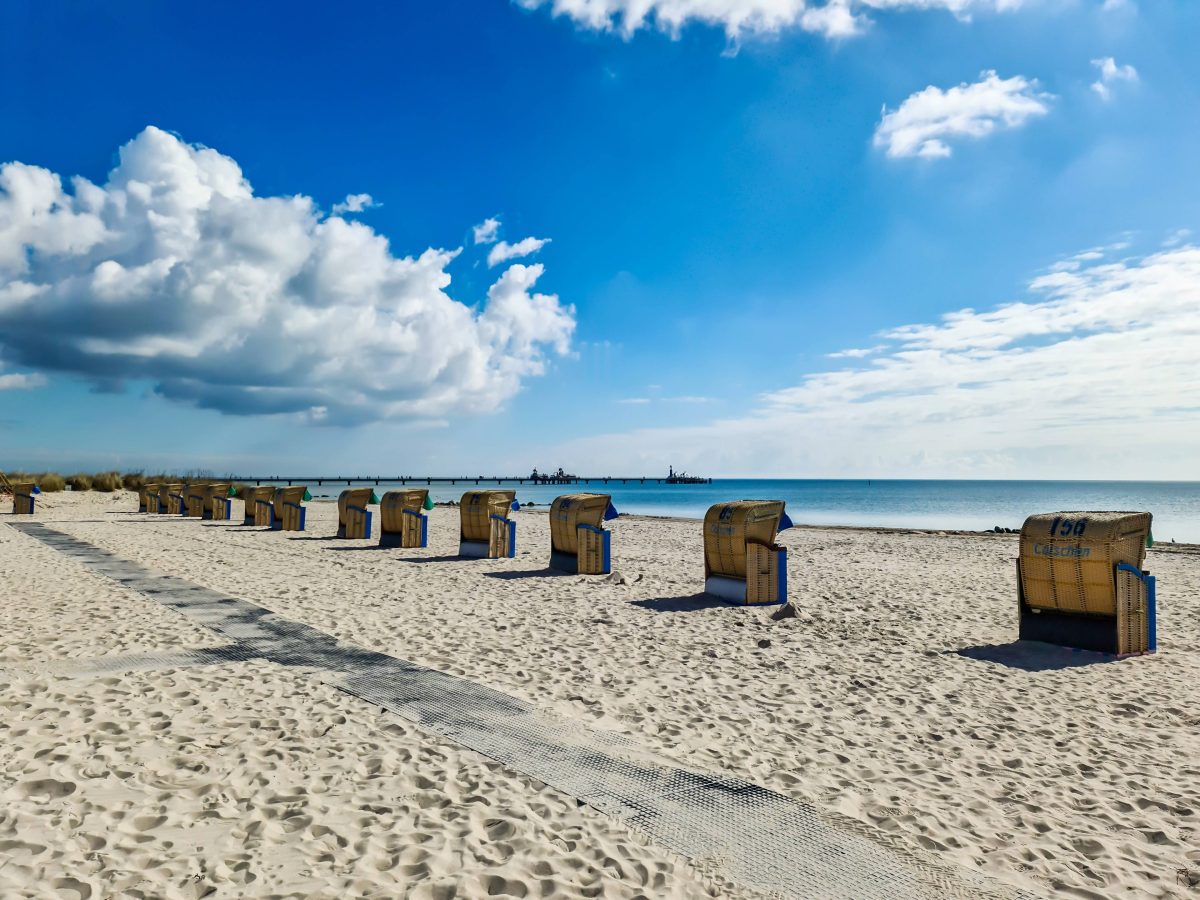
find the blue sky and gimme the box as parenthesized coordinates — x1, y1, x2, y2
(1, 0, 1197, 478)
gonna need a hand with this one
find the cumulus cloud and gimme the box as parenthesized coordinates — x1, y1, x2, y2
(1091, 57, 1138, 101)
(331, 192, 377, 214)
(473, 217, 501, 245)
(874, 70, 1051, 158)
(518, 0, 1027, 41)
(548, 242, 1200, 479)
(488, 235, 551, 267)
(0, 127, 575, 424)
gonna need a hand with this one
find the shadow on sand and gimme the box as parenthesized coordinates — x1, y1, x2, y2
(631, 593, 729, 613)
(953, 641, 1120, 672)
(483, 568, 569, 581)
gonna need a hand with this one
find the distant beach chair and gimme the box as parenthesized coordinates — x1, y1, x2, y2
(11, 482, 37, 515)
(336, 488, 375, 539)
(379, 489, 430, 548)
(210, 485, 233, 521)
(549, 493, 618, 574)
(242, 485, 276, 526)
(703, 501, 793, 605)
(1017, 511, 1156, 656)
(271, 486, 308, 532)
(185, 483, 230, 520)
(139, 483, 162, 513)
(459, 490, 518, 558)
(163, 483, 186, 515)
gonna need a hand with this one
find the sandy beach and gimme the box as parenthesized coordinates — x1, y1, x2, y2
(2, 490, 1198, 899)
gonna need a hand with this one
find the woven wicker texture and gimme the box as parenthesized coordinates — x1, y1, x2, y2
(381, 490, 429, 534)
(274, 486, 307, 531)
(1115, 566, 1152, 655)
(1019, 512, 1151, 615)
(488, 515, 515, 558)
(745, 542, 782, 605)
(578, 527, 609, 575)
(550, 493, 612, 554)
(704, 501, 787, 579)
(460, 490, 516, 542)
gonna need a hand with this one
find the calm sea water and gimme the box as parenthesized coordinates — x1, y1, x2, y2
(302, 479, 1200, 544)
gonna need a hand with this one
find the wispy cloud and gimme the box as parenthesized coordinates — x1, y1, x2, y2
(874, 70, 1051, 159)
(1091, 57, 1138, 101)
(0, 371, 45, 390)
(331, 192, 378, 215)
(0, 127, 575, 424)
(555, 242, 1200, 479)
(518, 0, 1028, 42)
(488, 235, 551, 267)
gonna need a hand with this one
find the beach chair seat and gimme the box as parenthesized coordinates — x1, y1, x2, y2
(336, 488, 375, 539)
(703, 501, 792, 605)
(272, 486, 308, 532)
(379, 489, 429, 548)
(11, 482, 37, 515)
(141, 483, 163, 513)
(460, 490, 517, 558)
(1017, 511, 1156, 656)
(549, 493, 618, 574)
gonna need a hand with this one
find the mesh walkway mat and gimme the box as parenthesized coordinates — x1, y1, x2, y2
(9, 522, 1032, 900)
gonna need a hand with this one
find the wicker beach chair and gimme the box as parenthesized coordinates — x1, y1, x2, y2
(1017, 511, 1156, 656)
(140, 483, 163, 513)
(379, 489, 430, 548)
(703, 501, 793, 605)
(185, 483, 230, 520)
(10, 482, 37, 515)
(272, 486, 308, 532)
(210, 485, 233, 521)
(163, 483, 186, 515)
(459, 490, 518, 558)
(336, 488, 375, 539)
(549, 493, 618, 574)
(241, 485, 276, 526)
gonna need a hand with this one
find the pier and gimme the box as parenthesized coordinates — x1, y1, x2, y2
(224, 474, 713, 487)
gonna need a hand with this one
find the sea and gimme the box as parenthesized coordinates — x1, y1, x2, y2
(300, 479, 1200, 544)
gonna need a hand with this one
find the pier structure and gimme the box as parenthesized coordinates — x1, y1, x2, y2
(225, 474, 713, 487)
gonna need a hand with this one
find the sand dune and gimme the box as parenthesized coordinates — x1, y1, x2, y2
(2, 490, 1198, 897)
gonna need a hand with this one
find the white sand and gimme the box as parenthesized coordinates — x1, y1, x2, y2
(3, 490, 1198, 898)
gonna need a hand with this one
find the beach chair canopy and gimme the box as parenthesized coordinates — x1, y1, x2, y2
(1018, 511, 1151, 616)
(460, 490, 517, 542)
(703, 500, 790, 579)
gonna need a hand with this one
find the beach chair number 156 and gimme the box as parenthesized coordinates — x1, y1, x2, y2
(1049, 517, 1087, 538)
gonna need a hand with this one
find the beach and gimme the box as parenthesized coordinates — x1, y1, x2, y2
(2, 491, 1198, 898)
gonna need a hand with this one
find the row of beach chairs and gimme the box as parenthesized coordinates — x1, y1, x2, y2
(14, 481, 1158, 656)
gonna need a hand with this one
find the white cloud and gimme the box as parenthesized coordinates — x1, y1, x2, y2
(1091, 56, 1138, 101)
(827, 345, 883, 358)
(0, 127, 575, 424)
(518, 0, 1027, 41)
(547, 242, 1200, 479)
(473, 216, 501, 245)
(488, 235, 551, 267)
(331, 192, 378, 215)
(874, 70, 1051, 159)
(0, 371, 45, 390)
